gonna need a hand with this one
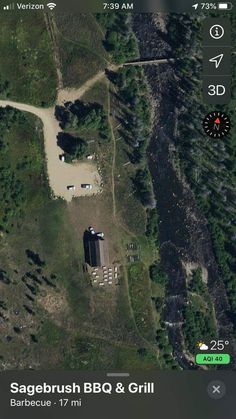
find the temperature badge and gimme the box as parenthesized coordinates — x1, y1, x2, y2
(195, 339, 232, 366)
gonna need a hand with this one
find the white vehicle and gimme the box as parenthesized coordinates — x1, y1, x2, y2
(89, 226, 95, 235)
(86, 155, 94, 160)
(81, 184, 93, 189)
(67, 185, 75, 191)
(59, 154, 65, 162)
(99, 282, 104, 286)
(97, 232, 105, 239)
(108, 281, 112, 285)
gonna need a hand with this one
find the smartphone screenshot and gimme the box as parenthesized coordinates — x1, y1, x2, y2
(0, 0, 235, 417)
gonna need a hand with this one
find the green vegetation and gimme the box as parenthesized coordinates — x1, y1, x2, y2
(0, 107, 48, 232)
(128, 262, 156, 341)
(56, 100, 111, 163)
(65, 101, 111, 142)
(189, 267, 206, 295)
(114, 66, 151, 163)
(0, 13, 57, 106)
(96, 13, 138, 63)
(81, 80, 109, 110)
(0, 106, 159, 371)
(112, 66, 154, 211)
(64, 334, 158, 370)
(149, 263, 167, 286)
(0, 76, 10, 97)
(183, 268, 216, 354)
(66, 137, 87, 161)
(114, 153, 147, 236)
(40, 320, 64, 346)
(133, 168, 154, 207)
(146, 208, 159, 244)
(57, 133, 88, 162)
(0, 110, 77, 367)
(167, 13, 236, 320)
(156, 329, 179, 369)
(183, 301, 216, 354)
(150, 260, 179, 369)
(107, 38, 176, 367)
(55, 13, 108, 87)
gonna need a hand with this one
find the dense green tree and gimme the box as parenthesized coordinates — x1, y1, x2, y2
(149, 263, 167, 286)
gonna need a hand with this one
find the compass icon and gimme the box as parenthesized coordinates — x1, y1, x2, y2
(203, 111, 231, 138)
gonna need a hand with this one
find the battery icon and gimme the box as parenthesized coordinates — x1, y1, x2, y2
(218, 2, 233, 9)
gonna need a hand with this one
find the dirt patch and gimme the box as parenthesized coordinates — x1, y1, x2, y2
(57, 71, 106, 105)
(38, 290, 68, 317)
(67, 196, 122, 266)
(0, 100, 101, 201)
(182, 261, 208, 284)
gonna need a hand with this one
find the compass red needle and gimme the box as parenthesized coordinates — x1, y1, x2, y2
(203, 112, 231, 138)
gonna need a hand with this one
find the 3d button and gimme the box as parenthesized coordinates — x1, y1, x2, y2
(203, 76, 231, 104)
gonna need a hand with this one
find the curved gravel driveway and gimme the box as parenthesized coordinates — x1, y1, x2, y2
(0, 99, 101, 201)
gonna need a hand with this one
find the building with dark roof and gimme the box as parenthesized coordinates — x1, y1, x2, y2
(84, 232, 109, 267)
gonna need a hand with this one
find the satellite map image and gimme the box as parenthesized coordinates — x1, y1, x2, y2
(0, 1, 235, 375)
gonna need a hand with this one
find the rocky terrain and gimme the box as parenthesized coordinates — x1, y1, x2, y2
(133, 13, 235, 367)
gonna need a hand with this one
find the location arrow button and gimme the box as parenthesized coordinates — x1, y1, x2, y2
(209, 53, 224, 69)
(203, 47, 231, 75)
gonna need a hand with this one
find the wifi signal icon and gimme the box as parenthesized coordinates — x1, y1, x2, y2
(47, 2, 56, 10)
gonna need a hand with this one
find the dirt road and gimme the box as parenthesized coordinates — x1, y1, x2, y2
(0, 57, 168, 201)
(57, 71, 106, 105)
(0, 100, 101, 201)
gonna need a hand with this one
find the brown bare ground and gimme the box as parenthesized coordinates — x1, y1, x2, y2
(0, 99, 101, 201)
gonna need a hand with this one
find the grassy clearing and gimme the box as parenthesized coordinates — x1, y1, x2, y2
(0, 112, 83, 368)
(55, 13, 108, 58)
(59, 40, 106, 88)
(103, 86, 159, 348)
(128, 262, 156, 342)
(115, 144, 147, 236)
(64, 334, 159, 370)
(183, 269, 217, 354)
(39, 319, 65, 347)
(55, 13, 109, 88)
(0, 10, 160, 370)
(0, 110, 49, 231)
(62, 81, 159, 355)
(0, 108, 158, 370)
(109, 86, 149, 237)
(81, 80, 109, 110)
(0, 12, 57, 106)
